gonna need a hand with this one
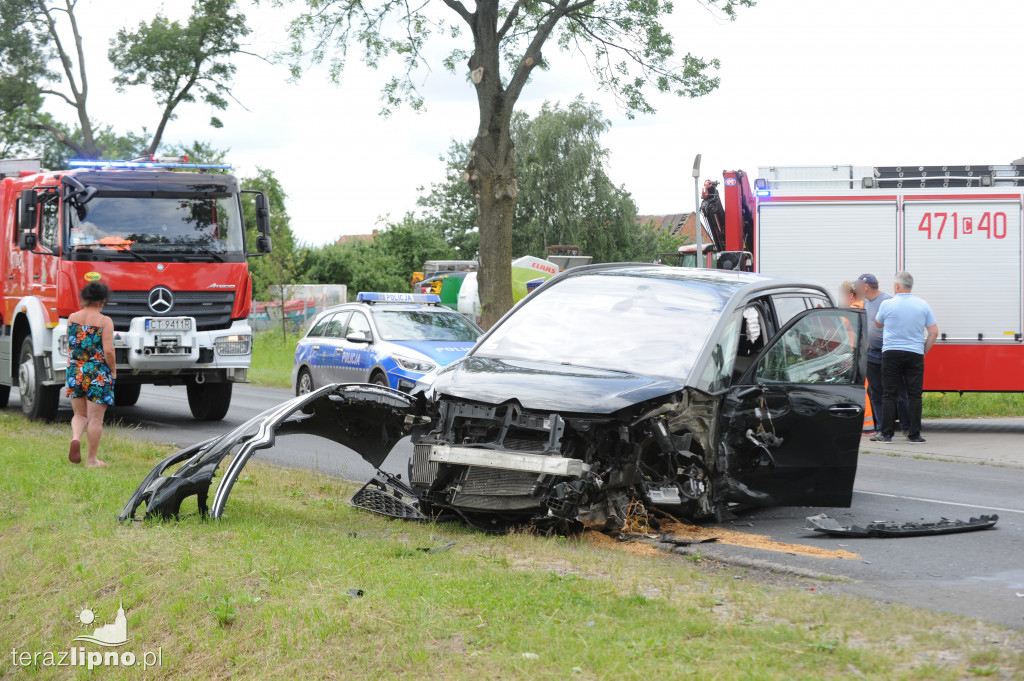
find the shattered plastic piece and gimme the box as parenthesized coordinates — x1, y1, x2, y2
(521, 653, 540, 660)
(418, 538, 457, 553)
(659, 534, 719, 547)
(346, 589, 364, 598)
(350, 471, 425, 521)
(806, 513, 998, 537)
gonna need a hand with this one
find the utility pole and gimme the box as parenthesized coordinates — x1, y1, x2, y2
(692, 154, 702, 268)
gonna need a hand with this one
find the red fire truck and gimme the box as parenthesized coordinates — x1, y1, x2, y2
(0, 157, 272, 420)
(692, 163, 1024, 392)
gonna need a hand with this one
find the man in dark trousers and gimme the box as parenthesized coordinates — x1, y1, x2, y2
(870, 271, 939, 443)
(856, 273, 910, 433)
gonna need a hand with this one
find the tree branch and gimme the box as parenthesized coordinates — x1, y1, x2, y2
(28, 120, 86, 157)
(440, 0, 473, 26)
(38, 89, 77, 107)
(496, 0, 527, 40)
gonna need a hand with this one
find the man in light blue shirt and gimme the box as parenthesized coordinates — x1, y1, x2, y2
(870, 271, 939, 443)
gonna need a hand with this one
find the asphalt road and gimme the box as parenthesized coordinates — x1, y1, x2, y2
(34, 383, 1024, 629)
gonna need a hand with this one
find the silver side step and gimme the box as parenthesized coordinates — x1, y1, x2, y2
(428, 444, 586, 477)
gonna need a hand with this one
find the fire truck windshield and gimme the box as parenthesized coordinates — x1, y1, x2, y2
(67, 194, 245, 261)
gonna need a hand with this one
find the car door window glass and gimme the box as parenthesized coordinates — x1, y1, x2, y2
(346, 312, 372, 341)
(771, 295, 809, 326)
(700, 315, 741, 391)
(756, 311, 859, 385)
(308, 314, 332, 337)
(40, 193, 59, 253)
(325, 312, 351, 338)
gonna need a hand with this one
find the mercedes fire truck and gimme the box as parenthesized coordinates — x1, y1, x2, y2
(692, 163, 1024, 392)
(0, 157, 272, 420)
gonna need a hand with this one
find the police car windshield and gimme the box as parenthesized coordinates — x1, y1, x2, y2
(474, 272, 733, 380)
(373, 309, 480, 342)
(68, 195, 244, 259)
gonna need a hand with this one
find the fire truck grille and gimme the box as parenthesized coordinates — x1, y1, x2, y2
(103, 291, 236, 331)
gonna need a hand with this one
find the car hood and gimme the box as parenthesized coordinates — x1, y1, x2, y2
(388, 340, 477, 367)
(431, 356, 684, 414)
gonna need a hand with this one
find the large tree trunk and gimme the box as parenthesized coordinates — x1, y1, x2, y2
(468, 122, 516, 330)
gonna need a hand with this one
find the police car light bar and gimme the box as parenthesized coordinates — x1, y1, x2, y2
(755, 189, 771, 197)
(357, 292, 441, 304)
(68, 158, 232, 170)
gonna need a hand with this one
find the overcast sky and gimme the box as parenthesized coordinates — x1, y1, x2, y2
(56, 0, 1024, 246)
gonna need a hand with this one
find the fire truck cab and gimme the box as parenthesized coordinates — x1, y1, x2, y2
(0, 157, 272, 420)
(696, 163, 1024, 392)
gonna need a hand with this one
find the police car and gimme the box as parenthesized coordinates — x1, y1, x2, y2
(291, 292, 482, 394)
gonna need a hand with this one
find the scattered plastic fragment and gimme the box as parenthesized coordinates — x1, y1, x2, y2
(522, 652, 540, 660)
(806, 514, 998, 538)
(346, 589, 364, 598)
(418, 537, 457, 553)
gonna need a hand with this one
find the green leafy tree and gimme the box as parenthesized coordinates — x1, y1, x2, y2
(242, 167, 300, 299)
(417, 140, 480, 260)
(0, 0, 251, 161)
(280, 0, 750, 326)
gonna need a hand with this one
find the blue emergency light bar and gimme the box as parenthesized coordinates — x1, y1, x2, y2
(755, 189, 771, 197)
(68, 159, 232, 170)
(357, 292, 441, 304)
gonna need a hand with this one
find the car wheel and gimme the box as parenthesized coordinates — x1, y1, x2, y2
(370, 372, 388, 387)
(18, 336, 60, 421)
(296, 368, 314, 396)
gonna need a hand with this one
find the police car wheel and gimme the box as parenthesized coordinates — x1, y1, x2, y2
(296, 368, 313, 395)
(370, 372, 388, 387)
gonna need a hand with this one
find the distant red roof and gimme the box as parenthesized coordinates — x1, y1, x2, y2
(636, 213, 696, 240)
(336, 232, 376, 245)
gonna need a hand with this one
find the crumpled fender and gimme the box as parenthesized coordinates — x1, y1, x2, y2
(118, 384, 414, 521)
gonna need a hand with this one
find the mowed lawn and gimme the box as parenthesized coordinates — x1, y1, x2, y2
(3, 411, 1019, 680)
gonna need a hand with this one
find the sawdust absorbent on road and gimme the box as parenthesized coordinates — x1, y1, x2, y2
(659, 520, 861, 560)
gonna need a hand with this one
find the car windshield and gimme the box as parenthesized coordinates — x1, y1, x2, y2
(68, 194, 244, 259)
(474, 271, 736, 380)
(373, 309, 480, 342)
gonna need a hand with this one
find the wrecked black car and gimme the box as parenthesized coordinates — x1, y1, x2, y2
(121, 265, 868, 532)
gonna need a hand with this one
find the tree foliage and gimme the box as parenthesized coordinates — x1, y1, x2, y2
(0, 0, 252, 161)
(280, 0, 750, 326)
(419, 97, 685, 264)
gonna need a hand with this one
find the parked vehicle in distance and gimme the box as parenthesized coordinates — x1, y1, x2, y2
(126, 266, 869, 534)
(291, 292, 481, 394)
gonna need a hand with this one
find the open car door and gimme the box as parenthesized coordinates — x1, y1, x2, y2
(721, 307, 866, 507)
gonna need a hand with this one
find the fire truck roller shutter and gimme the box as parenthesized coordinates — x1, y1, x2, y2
(756, 201, 899, 295)
(902, 200, 1022, 343)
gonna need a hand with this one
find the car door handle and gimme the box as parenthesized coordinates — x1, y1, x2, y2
(828, 405, 862, 417)
(312, 345, 320, 351)
(336, 348, 344, 353)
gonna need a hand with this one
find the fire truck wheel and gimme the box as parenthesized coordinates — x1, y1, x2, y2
(18, 337, 60, 421)
(186, 381, 232, 421)
(114, 383, 142, 407)
(0, 385, 9, 409)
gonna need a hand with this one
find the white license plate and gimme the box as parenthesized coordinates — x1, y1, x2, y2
(145, 317, 192, 332)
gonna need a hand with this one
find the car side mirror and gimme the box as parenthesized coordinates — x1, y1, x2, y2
(346, 332, 371, 344)
(19, 190, 38, 250)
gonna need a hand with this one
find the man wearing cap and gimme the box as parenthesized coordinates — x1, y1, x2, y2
(855, 273, 909, 434)
(870, 271, 939, 444)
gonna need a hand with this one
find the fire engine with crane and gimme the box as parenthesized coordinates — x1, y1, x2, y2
(680, 162, 1024, 392)
(0, 156, 273, 421)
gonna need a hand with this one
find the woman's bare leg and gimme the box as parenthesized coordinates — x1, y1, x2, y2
(84, 401, 107, 467)
(69, 397, 88, 463)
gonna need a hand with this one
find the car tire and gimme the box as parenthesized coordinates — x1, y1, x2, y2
(18, 336, 60, 421)
(186, 381, 232, 421)
(114, 383, 142, 407)
(370, 372, 388, 387)
(296, 368, 314, 396)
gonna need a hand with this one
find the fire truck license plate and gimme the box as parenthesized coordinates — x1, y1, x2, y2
(145, 317, 191, 332)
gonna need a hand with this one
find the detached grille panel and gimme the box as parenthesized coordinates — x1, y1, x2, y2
(104, 291, 236, 331)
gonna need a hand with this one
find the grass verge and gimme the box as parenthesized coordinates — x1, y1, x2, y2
(922, 392, 1024, 419)
(249, 330, 301, 390)
(1, 411, 1022, 680)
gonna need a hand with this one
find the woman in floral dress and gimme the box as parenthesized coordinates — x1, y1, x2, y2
(65, 282, 116, 467)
